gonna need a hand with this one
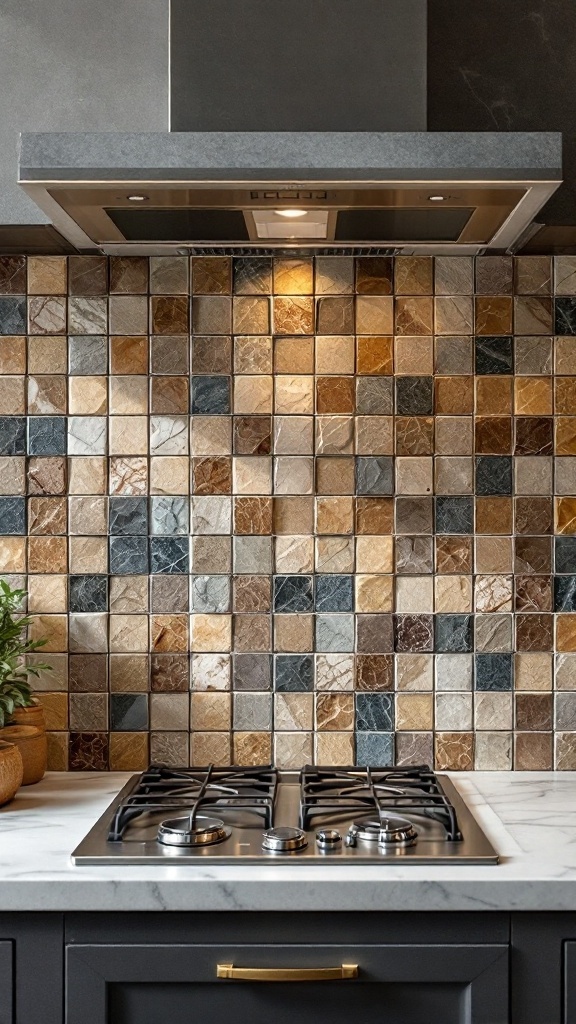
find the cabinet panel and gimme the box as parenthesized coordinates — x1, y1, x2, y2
(0, 942, 13, 1024)
(565, 941, 576, 1022)
(66, 942, 509, 1024)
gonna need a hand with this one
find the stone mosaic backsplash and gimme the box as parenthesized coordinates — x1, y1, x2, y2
(1, 252, 576, 771)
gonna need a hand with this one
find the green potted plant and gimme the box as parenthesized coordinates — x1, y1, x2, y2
(0, 581, 51, 784)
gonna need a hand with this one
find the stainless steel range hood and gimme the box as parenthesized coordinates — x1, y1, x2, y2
(18, 130, 562, 255)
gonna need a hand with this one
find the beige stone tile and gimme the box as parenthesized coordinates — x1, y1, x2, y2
(190, 692, 231, 731)
(29, 613, 68, 652)
(395, 456, 433, 495)
(109, 375, 148, 415)
(315, 415, 354, 455)
(273, 416, 313, 455)
(315, 536, 354, 573)
(274, 456, 314, 494)
(356, 536, 394, 573)
(396, 693, 433, 730)
(190, 416, 231, 456)
(274, 375, 314, 414)
(190, 613, 232, 652)
(315, 335, 355, 374)
(233, 375, 273, 414)
(274, 693, 314, 731)
(68, 536, 108, 573)
(109, 416, 148, 455)
(150, 456, 189, 495)
(275, 536, 314, 574)
(394, 336, 433, 374)
(355, 575, 394, 613)
(315, 654, 354, 690)
(395, 576, 433, 613)
(0, 457, 25, 495)
(435, 575, 473, 613)
(109, 614, 149, 653)
(315, 732, 354, 764)
(69, 376, 108, 415)
(396, 653, 434, 691)
(27, 574, 67, 613)
(274, 614, 314, 653)
(232, 456, 272, 494)
(0, 538, 25, 572)
(274, 732, 313, 769)
(68, 457, 106, 495)
(515, 652, 553, 691)
(110, 456, 148, 495)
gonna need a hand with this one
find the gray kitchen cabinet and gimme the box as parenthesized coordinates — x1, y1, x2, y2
(0, 0, 168, 229)
(0, 914, 63, 1024)
(0, 941, 13, 1024)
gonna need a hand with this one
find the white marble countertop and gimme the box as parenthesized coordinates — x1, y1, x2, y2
(0, 770, 575, 912)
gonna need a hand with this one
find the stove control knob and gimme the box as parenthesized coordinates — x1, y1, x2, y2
(316, 829, 342, 849)
(345, 826, 358, 848)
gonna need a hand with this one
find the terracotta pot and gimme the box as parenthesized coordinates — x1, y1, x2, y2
(0, 725, 47, 785)
(0, 740, 23, 804)
(11, 703, 46, 732)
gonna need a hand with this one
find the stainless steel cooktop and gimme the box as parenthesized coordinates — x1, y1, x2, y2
(72, 765, 499, 866)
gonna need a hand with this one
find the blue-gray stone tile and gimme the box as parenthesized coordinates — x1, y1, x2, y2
(315, 614, 355, 653)
(191, 574, 230, 613)
(150, 536, 189, 574)
(435, 496, 474, 534)
(110, 693, 149, 731)
(69, 575, 109, 613)
(233, 653, 272, 690)
(191, 375, 231, 414)
(355, 376, 393, 415)
(315, 575, 353, 612)
(274, 654, 314, 692)
(434, 614, 474, 653)
(0, 497, 25, 535)
(355, 693, 394, 731)
(554, 575, 576, 612)
(109, 536, 149, 575)
(0, 297, 26, 335)
(68, 336, 108, 375)
(475, 456, 512, 496)
(474, 336, 513, 374)
(233, 257, 272, 294)
(150, 496, 189, 535)
(555, 298, 576, 335)
(475, 653, 513, 691)
(355, 732, 394, 767)
(0, 418, 26, 455)
(233, 692, 272, 731)
(109, 497, 148, 536)
(556, 537, 576, 573)
(27, 417, 66, 456)
(273, 575, 314, 613)
(355, 456, 394, 495)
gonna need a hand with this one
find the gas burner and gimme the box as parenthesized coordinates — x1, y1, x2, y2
(346, 816, 418, 848)
(262, 826, 308, 852)
(158, 815, 231, 848)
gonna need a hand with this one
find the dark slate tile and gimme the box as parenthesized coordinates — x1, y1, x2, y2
(355, 732, 394, 767)
(434, 614, 473, 653)
(274, 654, 314, 692)
(355, 692, 394, 731)
(395, 376, 434, 415)
(150, 536, 189, 574)
(0, 497, 25, 535)
(109, 497, 148, 536)
(0, 257, 26, 294)
(435, 496, 474, 534)
(233, 257, 272, 294)
(0, 417, 26, 455)
(69, 732, 109, 770)
(556, 537, 576, 574)
(68, 336, 108, 375)
(355, 456, 394, 495)
(0, 297, 26, 335)
(110, 693, 149, 731)
(356, 377, 393, 415)
(315, 574, 354, 612)
(273, 575, 314, 613)
(474, 336, 513, 374)
(233, 653, 272, 691)
(191, 375, 231, 414)
(475, 456, 512, 495)
(27, 417, 66, 456)
(69, 575, 109, 613)
(475, 653, 513, 691)
(109, 536, 149, 575)
(555, 297, 576, 335)
(554, 575, 576, 612)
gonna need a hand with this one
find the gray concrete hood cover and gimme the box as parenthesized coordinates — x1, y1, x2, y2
(17, 130, 563, 254)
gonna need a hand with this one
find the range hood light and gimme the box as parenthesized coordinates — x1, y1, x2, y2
(127, 194, 149, 202)
(274, 208, 307, 218)
(428, 195, 447, 202)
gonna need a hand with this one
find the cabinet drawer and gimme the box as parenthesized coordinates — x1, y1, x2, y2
(66, 942, 509, 1024)
(0, 941, 13, 1024)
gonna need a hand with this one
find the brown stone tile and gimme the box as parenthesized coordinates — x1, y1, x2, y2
(475, 376, 512, 415)
(272, 258, 313, 295)
(394, 296, 433, 335)
(0, 256, 26, 294)
(151, 295, 189, 334)
(27, 336, 67, 375)
(109, 654, 149, 692)
(69, 654, 107, 692)
(355, 256, 393, 294)
(515, 576, 552, 613)
(69, 732, 109, 771)
(110, 336, 148, 375)
(556, 733, 576, 770)
(150, 376, 189, 414)
(395, 496, 433, 534)
(435, 416, 473, 456)
(274, 613, 314, 653)
(273, 336, 314, 373)
(355, 654, 393, 691)
(515, 536, 552, 574)
(28, 497, 67, 535)
(151, 615, 188, 653)
(394, 614, 433, 653)
(434, 375, 473, 414)
(233, 576, 272, 613)
(356, 296, 394, 334)
(46, 733, 69, 771)
(192, 256, 232, 294)
(233, 416, 271, 455)
(434, 732, 474, 771)
(556, 497, 576, 534)
(514, 255, 551, 294)
(316, 376, 355, 413)
(234, 336, 273, 374)
(356, 497, 394, 535)
(316, 297, 355, 335)
(316, 693, 354, 730)
(436, 536, 473, 574)
(515, 497, 552, 535)
(557, 615, 576, 652)
(27, 536, 67, 573)
(474, 417, 512, 454)
(394, 256, 433, 294)
(273, 496, 314, 534)
(109, 733, 149, 771)
(27, 375, 66, 414)
(475, 256, 513, 294)
(356, 336, 392, 375)
(556, 418, 576, 456)
(394, 336, 433, 375)
(233, 613, 272, 653)
(514, 296, 553, 335)
(68, 256, 108, 295)
(555, 377, 576, 414)
(109, 256, 148, 294)
(516, 613, 553, 651)
(27, 256, 67, 295)
(316, 456, 355, 495)
(514, 731, 552, 770)
(150, 654, 189, 692)
(192, 456, 232, 494)
(191, 335, 232, 374)
(515, 417, 553, 455)
(515, 693, 552, 731)
(273, 296, 313, 334)
(28, 457, 66, 498)
(234, 496, 272, 535)
(474, 296, 512, 334)
(0, 336, 25, 375)
(395, 417, 434, 456)
(233, 731, 272, 766)
(476, 496, 512, 535)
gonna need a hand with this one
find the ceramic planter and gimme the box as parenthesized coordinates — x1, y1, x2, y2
(0, 740, 23, 804)
(0, 725, 47, 785)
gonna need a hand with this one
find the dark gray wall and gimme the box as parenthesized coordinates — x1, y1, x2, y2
(170, 0, 427, 132)
(0, 0, 168, 224)
(428, 0, 576, 225)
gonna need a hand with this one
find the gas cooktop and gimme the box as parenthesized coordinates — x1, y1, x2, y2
(72, 764, 498, 865)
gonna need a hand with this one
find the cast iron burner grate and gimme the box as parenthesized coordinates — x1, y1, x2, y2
(299, 765, 463, 842)
(108, 764, 278, 841)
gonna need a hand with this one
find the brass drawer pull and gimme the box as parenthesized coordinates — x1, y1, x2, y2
(217, 963, 358, 982)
